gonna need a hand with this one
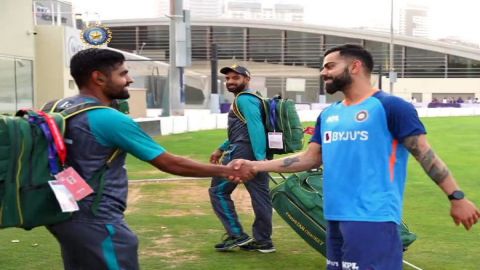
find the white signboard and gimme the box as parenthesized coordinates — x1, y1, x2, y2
(286, 78, 306, 92)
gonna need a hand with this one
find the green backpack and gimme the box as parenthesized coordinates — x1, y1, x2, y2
(232, 92, 304, 155)
(270, 170, 417, 256)
(0, 101, 118, 230)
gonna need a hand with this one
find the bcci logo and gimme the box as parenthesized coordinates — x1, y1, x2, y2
(81, 24, 112, 47)
(355, 110, 368, 122)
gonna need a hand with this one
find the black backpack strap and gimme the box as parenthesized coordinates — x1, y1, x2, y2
(40, 99, 61, 113)
(60, 102, 109, 119)
(89, 149, 122, 215)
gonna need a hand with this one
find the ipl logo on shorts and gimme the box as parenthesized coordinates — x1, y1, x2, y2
(81, 24, 112, 46)
(355, 110, 368, 122)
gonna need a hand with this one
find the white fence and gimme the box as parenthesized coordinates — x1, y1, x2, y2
(136, 106, 480, 136)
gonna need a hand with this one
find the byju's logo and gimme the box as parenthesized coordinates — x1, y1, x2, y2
(323, 130, 368, 143)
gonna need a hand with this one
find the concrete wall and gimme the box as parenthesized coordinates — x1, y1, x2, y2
(34, 26, 78, 107)
(0, 0, 35, 59)
(136, 107, 480, 136)
(383, 77, 480, 102)
(128, 88, 147, 118)
(135, 112, 228, 136)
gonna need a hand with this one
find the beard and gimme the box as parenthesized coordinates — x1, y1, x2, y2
(324, 68, 352, 95)
(227, 82, 247, 93)
(105, 82, 130, 100)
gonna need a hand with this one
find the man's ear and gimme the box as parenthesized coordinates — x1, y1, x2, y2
(349, 60, 362, 75)
(92, 71, 107, 85)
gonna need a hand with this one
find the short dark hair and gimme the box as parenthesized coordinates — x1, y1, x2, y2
(324, 44, 374, 73)
(70, 48, 125, 88)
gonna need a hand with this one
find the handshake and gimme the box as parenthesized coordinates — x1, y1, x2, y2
(210, 149, 258, 183)
(226, 159, 257, 183)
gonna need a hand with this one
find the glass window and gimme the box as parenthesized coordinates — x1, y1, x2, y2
(191, 26, 208, 59)
(364, 40, 389, 74)
(212, 26, 244, 60)
(286, 31, 322, 68)
(0, 57, 16, 112)
(109, 26, 138, 52)
(144, 25, 170, 60)
(0, 57, 33, 113)
(405, 47, 444, 78)
(34, 0, 73, 27)
(249, 28, 282, 64)
(110, 26, 169, 60)
(448, 55, 480, 78)
(15, 59, 34, 109)
(324, 35, 361, 50)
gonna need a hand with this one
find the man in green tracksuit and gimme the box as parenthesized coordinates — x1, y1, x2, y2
(46, 50, 256, 270)
(209, 65, 275, 253)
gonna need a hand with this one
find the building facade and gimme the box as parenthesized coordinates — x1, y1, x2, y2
(0, 0, 83, 113)
(2, 3, 480, 113)
(0, 0, 36, 112)
(104, 18, 480, 107)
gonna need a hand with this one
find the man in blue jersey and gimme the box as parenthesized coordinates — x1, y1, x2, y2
(230, 44, 480, 269)
(46, 48, 255, 270)
(209, 64, 275, 253)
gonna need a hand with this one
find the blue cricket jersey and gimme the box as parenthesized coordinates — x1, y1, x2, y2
(311, 91, 426, 224)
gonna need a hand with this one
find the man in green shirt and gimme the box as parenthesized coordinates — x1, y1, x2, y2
(209, 65, 275, 253)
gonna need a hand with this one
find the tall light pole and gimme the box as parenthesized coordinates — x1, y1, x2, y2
(165, 0, 182, 116)
(389, 0, 396, 94)
(164, 0, 190, 116)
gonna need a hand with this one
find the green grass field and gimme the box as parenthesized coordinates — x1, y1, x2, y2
(0, 116, 479, 269)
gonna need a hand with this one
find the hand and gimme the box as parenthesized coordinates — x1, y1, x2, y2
(450, 199, 480, 230)
(210, 149, 223, 164)
(226, 159, 256, 183)
(229, 159, 250, 171)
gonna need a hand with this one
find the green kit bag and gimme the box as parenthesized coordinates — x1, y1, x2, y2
(270, 170, 417, 256)
(0, 101, 115, 230)
(232, 92, 304, 155)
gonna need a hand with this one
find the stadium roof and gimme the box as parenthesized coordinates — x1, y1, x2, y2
(104, 18, 480, 62)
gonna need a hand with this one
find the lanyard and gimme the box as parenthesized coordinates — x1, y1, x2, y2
(269, 99, 278, 132)
(28, 112, 66, 175)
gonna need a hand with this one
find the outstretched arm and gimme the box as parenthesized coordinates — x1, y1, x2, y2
(231, 142, 322, 173)
(150, 152, 255, 181)
(403, 134, 480, 230)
